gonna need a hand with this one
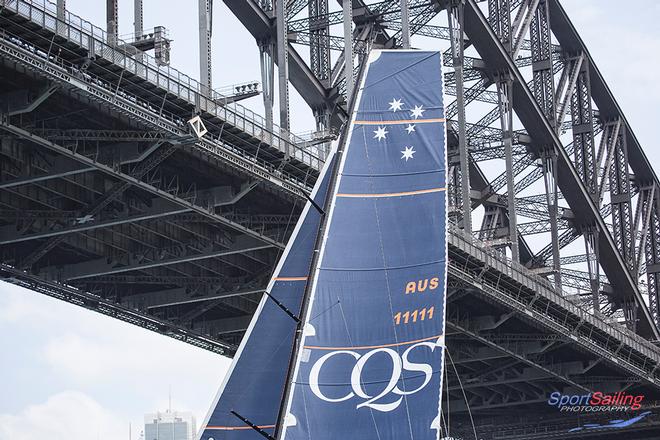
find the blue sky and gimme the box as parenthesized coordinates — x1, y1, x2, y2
(1, 1, 659, 439)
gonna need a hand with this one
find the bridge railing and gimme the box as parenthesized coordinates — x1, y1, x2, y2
(0, 27, 315, 199)
(0, 0, 323, 171)
(449, 224, 660, 362)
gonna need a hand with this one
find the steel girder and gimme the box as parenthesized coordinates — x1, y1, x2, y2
(447, 225, 660, 391)
(460, 0, 658, 338)
(546, 0, 660, 329)
(0, 122, 285, 250)
(49, 237, 272, 281)
(223, 0, 336, 126)
(0, 263, 236, 355)
(20, 140, 181, 268)
(308, 0, 331, 83)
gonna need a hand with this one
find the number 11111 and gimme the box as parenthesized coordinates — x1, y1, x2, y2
(394, 307, 434, 325)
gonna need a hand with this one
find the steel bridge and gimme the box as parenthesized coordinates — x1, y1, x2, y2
(2, 0, 660, 438)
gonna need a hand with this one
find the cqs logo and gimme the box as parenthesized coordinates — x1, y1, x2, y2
(308, 341, 441, 412)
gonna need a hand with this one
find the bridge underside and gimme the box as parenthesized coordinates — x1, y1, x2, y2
(0, 58, 302, 350)
(2, 0, 660, 438)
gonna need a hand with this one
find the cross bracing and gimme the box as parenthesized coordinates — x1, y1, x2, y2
(2, 0, 660, 436)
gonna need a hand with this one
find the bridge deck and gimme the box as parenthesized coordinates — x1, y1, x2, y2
(0, 0, 323, 193)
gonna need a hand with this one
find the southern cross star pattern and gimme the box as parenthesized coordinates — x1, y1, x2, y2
(370, 98, 425, 162)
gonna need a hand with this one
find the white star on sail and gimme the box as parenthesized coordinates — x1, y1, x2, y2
(388, 98, 403, 112)
(401, 146, 416, 161)
(410, 105, 425, 119)
(373, 126, 388, 141)
(405, 124, 416, 134)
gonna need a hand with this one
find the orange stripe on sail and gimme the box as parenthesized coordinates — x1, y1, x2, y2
(304, 334, 443, 351)
(336, 187, 446, 198)
(273, 276, 308, 281)
(354, 118, 446, 125)
(206, 425, 275, 431)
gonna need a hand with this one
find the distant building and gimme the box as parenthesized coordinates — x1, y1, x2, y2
(144, 411, 197, 440)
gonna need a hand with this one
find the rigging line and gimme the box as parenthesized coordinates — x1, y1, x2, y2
(264, 291, 300, 323)
(445, 349, 450, 436)
(360, 123, 416, 440)
(308, 299, 341, 322)
(336, 299, 383, 440)
(230, 411, 275, 440)
(440, 364, 450, 437)
(446, 348, 478, 440)
(300, 373, 313, 439)
(440, 389, 450, 439)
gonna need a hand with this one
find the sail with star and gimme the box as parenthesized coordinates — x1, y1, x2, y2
(198, 49, 448, 440)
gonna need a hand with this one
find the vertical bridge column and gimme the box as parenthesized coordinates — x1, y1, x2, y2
(309, 0, 331, 86)
(542, 150, 562, 291)
(608, 124, 634, 270)
(309, 0, 331, 158)
(400, 0, 411, 49)
(259, 39, 275, 138)
(570, 57, 597, 199)
(57, 0, 66, 18)
(530, 0, 555, 127)
(447, 0, 471, 233)
(134, 0, 144, 74)
(608, 124, 636, 329)
(314, 106, 332, 159)
(570, 53, 602, 314)
(489, 0, 513, 51)
(496, 75, 519, 263)
(56, 0, 66, 35)
(584, 227, 601, 312)
(276, 0, 290, 151)
(134, 0, 143, 38)
(531, 0, 561, 290)
(106, 0, 118, 45)
(489, 0, 519, 262)
(199, 0, 213, 95)
(646, 193, 660, 326)
(343, 0, 354, 102)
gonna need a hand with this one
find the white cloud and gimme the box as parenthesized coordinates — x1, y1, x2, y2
(43, 330, 231, 384)
(0, 391, 125, 440)
(1, 282, 230, 437)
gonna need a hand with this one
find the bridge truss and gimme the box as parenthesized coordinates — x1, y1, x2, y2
(2, 0, 660, 437)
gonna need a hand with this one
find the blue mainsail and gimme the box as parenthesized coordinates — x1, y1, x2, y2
(197, 152, 336, 440)
(197, 49, 448, 440)
(280, 50, 448, 440)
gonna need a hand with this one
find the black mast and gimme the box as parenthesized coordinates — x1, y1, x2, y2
(271, 60, 369, 440)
